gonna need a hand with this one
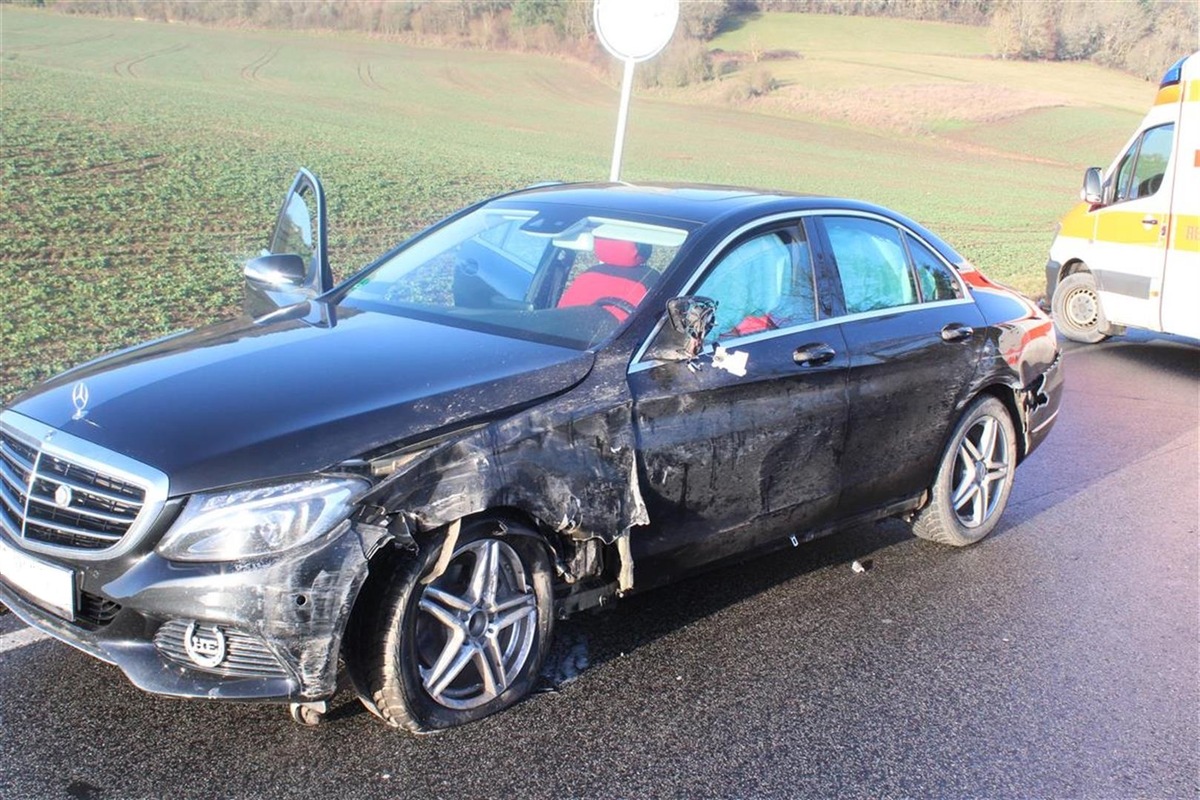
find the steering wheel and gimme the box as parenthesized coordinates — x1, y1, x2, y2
(593, 296, 638, 320)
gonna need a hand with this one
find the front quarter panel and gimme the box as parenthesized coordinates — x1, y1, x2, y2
(364, 348, 647, 550)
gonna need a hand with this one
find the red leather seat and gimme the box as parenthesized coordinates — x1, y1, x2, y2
(557, 238, 657, 321)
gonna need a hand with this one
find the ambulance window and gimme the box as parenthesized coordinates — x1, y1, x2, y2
(1115, 123, 1175, 203)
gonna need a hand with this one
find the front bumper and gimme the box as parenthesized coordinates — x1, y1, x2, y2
(0, 519, 374, 702)
(1042, 258, 1062, 311)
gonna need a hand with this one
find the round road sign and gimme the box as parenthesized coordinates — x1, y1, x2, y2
(594, 0, 680, 63)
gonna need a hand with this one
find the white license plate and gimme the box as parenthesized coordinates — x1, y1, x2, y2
(0, 538, 75, 620)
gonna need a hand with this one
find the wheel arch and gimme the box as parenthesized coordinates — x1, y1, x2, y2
(350, 507, 565, 613)
(1059, 258, 1090, 282)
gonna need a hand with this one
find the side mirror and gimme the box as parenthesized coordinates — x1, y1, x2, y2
(243, 253, 306, 288)
(1081, 167, 1103, 205)
(244, 169, 331, 318)
(647, 296, 718, 362)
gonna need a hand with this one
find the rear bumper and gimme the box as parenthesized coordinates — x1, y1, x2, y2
(0, 520, 373, 702)
(1024, 350, 1063, 458)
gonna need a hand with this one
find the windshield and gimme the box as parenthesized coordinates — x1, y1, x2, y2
(342, 201, 692, 349)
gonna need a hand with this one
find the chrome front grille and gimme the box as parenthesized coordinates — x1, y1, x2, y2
(0, 411, 168, 557)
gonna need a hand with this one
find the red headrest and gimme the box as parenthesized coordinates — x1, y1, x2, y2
(594, 238, 648, 268)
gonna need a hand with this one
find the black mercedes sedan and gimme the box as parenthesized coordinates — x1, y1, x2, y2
(0, 174, 1061, 731)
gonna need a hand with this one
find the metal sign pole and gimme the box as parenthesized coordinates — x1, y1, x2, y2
(610, 58, 635, 183)
(594, 0, 678, 183)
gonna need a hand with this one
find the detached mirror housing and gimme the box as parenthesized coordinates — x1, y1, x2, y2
(1081, 167, 1103, 205)
(647, 296, 718, 362)
(244, 168, 332, 319)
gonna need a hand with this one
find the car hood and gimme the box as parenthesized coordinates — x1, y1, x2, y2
(9, 305, 595, 496)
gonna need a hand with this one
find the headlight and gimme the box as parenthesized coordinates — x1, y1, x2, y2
(156, 478, 366, 562)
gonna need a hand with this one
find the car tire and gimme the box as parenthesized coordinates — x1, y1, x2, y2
(911, 396, 1018, 547)
(1051, 271, 1109, 344)
(358, 518, 554, 733)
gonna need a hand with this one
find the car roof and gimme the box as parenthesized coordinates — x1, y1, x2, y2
(499, 181, 894, 225)
(496, 181, 966, 265)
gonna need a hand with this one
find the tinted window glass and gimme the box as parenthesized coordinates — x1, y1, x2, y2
(905, 234, 963, 302)
(692, 226, 817, 339)
(825, 216, 916, 314)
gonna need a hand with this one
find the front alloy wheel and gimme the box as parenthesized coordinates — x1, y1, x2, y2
(356, 519, 554, 732)
(911, 396, 1018, 546)
(415, 538, 538, 709)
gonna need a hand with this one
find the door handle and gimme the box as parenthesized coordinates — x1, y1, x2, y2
(1142, 217, 1159, 227)
(940, 323, 974, 343)
(793, 342, 836, 366)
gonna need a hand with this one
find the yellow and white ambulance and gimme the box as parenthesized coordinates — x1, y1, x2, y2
(1046, 51, 1200, 343)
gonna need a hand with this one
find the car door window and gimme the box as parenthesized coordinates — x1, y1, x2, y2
(825, 216, 917, 314)
(905, 234, 963, 302)
(691, 226, 817, 339)
(1114, 123, 1175, 202)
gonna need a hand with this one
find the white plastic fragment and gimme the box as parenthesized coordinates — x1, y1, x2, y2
(712, 346, 749, 377)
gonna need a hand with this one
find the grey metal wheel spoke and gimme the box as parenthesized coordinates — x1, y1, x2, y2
(953, 475, 979, 510)
(492, 592, 536, 631)
(467, 539, 497, 604)
(420, 588, 469, 633)
(423, 631, 471, 698)
(976, 479, 992, 525)
(477, 636, 507, 698)
(978, 417, 998, 462)
(961, 438, 982, 463)
(424, 585, 473, 613)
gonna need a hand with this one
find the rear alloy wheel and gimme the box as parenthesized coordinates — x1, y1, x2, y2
(911, 396, 1017, 547)
(1051, 271, 1109, 344)
(361, 520, 554, 732)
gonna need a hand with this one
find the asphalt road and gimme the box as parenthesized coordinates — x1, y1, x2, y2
(1, 333, 1196, 800)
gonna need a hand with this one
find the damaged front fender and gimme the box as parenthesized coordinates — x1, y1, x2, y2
(363, 351, 648, 590)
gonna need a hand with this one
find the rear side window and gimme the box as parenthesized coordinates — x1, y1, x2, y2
(905, 234, 963, 302)
(825, 216, 917, 314)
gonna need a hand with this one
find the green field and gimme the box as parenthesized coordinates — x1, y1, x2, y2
(0, 9, 1160, 402)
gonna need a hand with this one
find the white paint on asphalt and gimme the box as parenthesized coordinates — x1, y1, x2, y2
(0, 623, 52, 655)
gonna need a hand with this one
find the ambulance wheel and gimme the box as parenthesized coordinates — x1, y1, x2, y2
(1052, 271, 1108, 344)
